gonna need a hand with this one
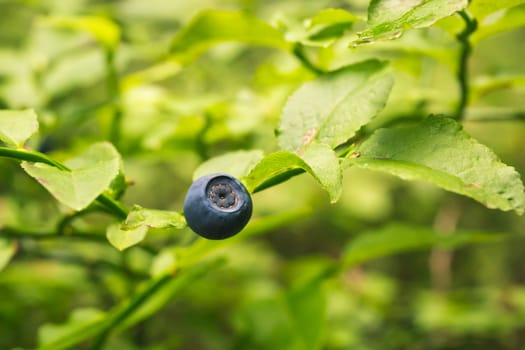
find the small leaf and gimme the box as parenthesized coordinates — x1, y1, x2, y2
(0, 109, 39, 147)
(346, 116, 525, 214)
(278, 60, 393, 152)
(0, 238, 16, 272)
(170, 9, 291, 63)
(469, 0, 525, 19)
(354, 0, 468, 45)
(122, 205, 186, 231)
(193, 149, 264, 180)
(245, 145, 342, 203)
(343, 224, 509, 268)
(39, 15, 120, 50)
(106, 223, 148, 251)
(21, 142, 121, 211)
(306, 8, 358, 41)
(472, 4, 525, 43)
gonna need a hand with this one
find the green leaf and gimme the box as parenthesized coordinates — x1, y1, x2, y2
(472, 4, 525, 43)
(368, 0, 423, 26)
(354, 0, 468, 45)
(122, 205, 186, 231)
(38, 308, 106, 349)
(306, 8, 358, 41)
(343, 224, 509, 268)
(346, 116, 525, 214)
(0, 109, 39, 147)
(39, 15, 120, 50)
(278, 60, 393, 152)
(245, 145, 342, 203)
(170, 9, 291, 63)
(106, 223, 148, 251)
(193, 149, 264, 180)
(21, 142, 121, 211)
(0, 238, 16, 272)
(469, 0, 525, 19)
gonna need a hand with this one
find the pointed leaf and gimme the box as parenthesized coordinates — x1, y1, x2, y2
(354, 0, 468, 45)
(306, 8, 358, 41)
(106, 223, 148, 251)
(193, 149, 264, 180)
(278, 60, 393, 152)
(245, 144, 342, 203)
(122, 205, 186, 231)
(469, 0, 525, 19)
(0, 109, 39, 147)
(472, 4, 525, 43)
(21, 142, 121, 211)
(343, 224, 510, 268)
(170, 10, 291, 63)
(346, 116, 525, 214)
(368, 0, 423, 26)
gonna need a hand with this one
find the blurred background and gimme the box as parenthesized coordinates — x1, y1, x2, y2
(0, 0, 524, 349)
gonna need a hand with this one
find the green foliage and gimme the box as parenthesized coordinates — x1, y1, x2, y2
(0, 0, 524, 349)
(347, 116, 525, 214)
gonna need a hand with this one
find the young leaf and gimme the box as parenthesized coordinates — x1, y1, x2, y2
(354, 0, 468, 45)
(306, 8, 358, 41)
(0, 109, 39, 147)
(469, 0, 525, 19)
(472, 4, 525, 43)
(245, 144, 342, 203)
(343, 223, 509, 268)
(106, 223, 148, 251)
(170, 9, 291, 63)
(39, 15, 120, 50)
(346, 116, 525, 214)
(0, 238, 16, 272)
(122, 205, 186, 231)
(21, 142, 121, 211)
(193, 149, 264, 180)
(278, 60, 393, 152)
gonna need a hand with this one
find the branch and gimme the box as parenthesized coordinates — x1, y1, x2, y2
(455, 10, 477, 121)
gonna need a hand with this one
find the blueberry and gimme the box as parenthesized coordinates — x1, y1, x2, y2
(183, 173, 253, 240)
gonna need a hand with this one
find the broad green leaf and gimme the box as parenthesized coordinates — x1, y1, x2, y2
(21, 142, 121, 211)
(278, 60, 393, 152)
(469, 0, 525, 19)
(38, 308, 106, 349)
(306, 8, 358, 41)
(170, 10, 291, 63)
(122, 205, 186, 231)
(193, 149, 264, 181)
(346, 116, 525, 214)
(0, 109, 39, 147)
(368, 0, 423, 26)
(343, 224, 509, 268)
(245, 146, 342, 203)
(472, 4, 525, 43)
(0, 238, 16, 272)
(106, 223, 148, 251)
(39, 15, 120, 50)
(354, 0, 468, 45)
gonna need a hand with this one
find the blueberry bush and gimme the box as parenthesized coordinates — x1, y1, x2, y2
(1, 0, 525, 349)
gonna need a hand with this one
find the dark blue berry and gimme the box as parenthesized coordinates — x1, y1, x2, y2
(183, 173, 253, 240)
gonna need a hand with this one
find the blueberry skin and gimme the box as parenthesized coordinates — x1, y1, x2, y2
(183, 173, 253, 240)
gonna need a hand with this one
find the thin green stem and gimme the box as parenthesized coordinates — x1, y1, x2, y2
(455, 10, 477, 121)
(90, 274, 173, 349)
(0, 146, 128, 220)
(106, 49, 123, 146)
(292, 43, 326, 75)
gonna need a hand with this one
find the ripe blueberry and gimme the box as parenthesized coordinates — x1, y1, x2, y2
(183, 173, 253, 240)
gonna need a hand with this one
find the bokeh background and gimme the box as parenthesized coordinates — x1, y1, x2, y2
(0, 0, 524, 349)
